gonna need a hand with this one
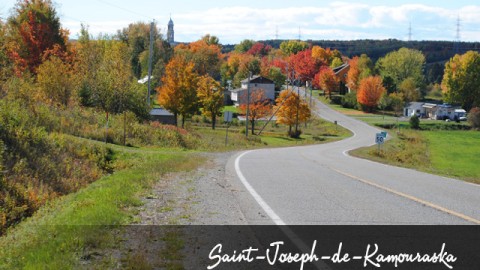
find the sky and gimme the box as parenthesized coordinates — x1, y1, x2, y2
(1, 0, 479, 44)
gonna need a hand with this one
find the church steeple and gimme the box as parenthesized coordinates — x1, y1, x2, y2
(167, 15, 174, 45)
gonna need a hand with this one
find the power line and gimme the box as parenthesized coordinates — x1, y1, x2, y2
(96, 0, 152, 20)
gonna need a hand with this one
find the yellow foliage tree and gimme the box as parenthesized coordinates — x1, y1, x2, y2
(157, 56, 199, 127)
(275, 90, 311, 138)
(197, 75, 224, 129)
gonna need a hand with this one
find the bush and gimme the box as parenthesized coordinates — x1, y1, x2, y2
(468, 107, 480, 129)
(409, 115, 420, 129)
(341, 92, 358, 109)
(330, 95, 342, 105)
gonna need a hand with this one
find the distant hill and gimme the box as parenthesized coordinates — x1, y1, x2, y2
(223, 39, 480, 63)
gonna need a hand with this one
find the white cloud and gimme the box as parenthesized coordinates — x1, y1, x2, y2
(65, 2, 480, 43)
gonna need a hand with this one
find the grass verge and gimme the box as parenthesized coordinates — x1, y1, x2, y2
(350, 130, 480, 184)
(0, 144, 203, 269)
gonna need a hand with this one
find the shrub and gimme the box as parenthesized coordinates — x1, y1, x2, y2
(468, 107, 480, 129)
(409, 115, 420, 129)
(341, 92, 358, 109)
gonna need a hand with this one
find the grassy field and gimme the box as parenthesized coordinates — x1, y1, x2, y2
(188, 116, 352, 150)
(0, 144, 203, 269)
(424, 131, 480, 182)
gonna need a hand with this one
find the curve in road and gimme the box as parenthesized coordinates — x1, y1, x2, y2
(231, 97, 480, 225)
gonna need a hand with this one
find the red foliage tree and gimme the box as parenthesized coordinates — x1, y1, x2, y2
(8, 0, 68, 75)
(289, 49, 320, 84)
(239, 89, 272, 135)
(247, 42, 272, 57)
(357, 76, 386, 111)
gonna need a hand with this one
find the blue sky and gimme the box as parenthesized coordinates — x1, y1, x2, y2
(1, 1, 479, 43)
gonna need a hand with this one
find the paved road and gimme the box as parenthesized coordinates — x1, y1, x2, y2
(229, 97, 480, 225)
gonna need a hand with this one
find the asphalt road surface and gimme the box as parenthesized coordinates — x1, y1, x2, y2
(228, 97, 480, 225)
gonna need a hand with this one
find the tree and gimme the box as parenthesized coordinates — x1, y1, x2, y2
(289, 49, 319, 84)
(197, 75, 224, 129)
(234, 39, 255, 53)
(347, 54, 373, 92)
(275, 90, 311, 138)
(7, 0, 69, 75)
(376, 48, 425, 90)
(239, 89, 272, 135)
(36, 56, 74, 106)
(357, 76, 386, 111)
(247, 42, 272, 57)
(157, 56, 199, 127)
(280, 40, 309, 56)
(410, 114, 420, 129)
(442, 51, 480, 111)
(267, 67, 286, 91)
(314, 67, 338, 99)
(398, 77, 420, 103)
(175, 37, 222, 78)
(468, 107, 480, 129)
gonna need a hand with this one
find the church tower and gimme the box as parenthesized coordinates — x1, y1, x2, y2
(167, 16, 174, 45)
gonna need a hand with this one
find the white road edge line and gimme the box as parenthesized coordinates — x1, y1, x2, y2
(234, 150, 286, 225)
(235, 151, 331, 270)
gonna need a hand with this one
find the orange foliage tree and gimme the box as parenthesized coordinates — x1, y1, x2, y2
(314, 67, 338, 99)
(275, 90, 311, 138)
(197, 75, 224, 129)
(346, 54, 373, 92)
(157, 56, 199, 127)
(239, 89, 272, 135)
(174, 36, 222, 78)
(357, 76, 386, 111)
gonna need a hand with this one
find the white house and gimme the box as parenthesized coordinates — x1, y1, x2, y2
(230, 75, 275, 106)
(404, 102, 467, 121)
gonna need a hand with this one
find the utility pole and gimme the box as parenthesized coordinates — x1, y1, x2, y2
(455, 15, 461, 54)
(147, 20, 155, 106)
(245, 72, 252, 137)
(295, 74, 300, 137)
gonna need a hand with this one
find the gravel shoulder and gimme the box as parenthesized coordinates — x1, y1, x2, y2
(136, 151, 248, 225)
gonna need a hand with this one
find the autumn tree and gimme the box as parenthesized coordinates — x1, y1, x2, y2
(7, 0, 69, 75)
(442, 51, 480, 111)
(234, 39, 255, 53)
(197, 75, 224, 129)
(314, 67, 338, 99)
(247, 42, 272, 57)
(175, 36, 222, 78)
(280, 40, 309, 56)
(158, 56, 199, 127)
(357, 76, 386, 112)
(290, 49, 320, 84)
(346, 54, 373, 92)
(36, 56, 74, 106)
(398, 77, 420, 103)
(376, 48, 426, 91)
(239, 89, 272, 135)
(275, 90, 311, 138)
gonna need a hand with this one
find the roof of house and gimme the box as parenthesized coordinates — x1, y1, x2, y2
(229, 88, 245, 93)
(333, 63, 349, 74)
(150, 108, 174, 116)
(241, 75, 274, 84)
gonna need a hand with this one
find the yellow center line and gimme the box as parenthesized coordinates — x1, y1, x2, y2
(330, 167, 480, 225)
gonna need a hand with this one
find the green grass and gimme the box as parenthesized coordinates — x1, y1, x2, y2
(189, 116, 351, 150)
(0, 144, 203, 269)
(424, 131, 480, 182)
(222, 105, 240, 113)
(315, 97, 480, 183)
(351, 130, 480, 184)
